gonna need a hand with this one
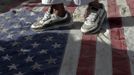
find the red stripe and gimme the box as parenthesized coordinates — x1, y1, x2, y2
(25, 0, 41, 11)
(77, 34, 97, 75)
(66, 2, 77, 13)
(66, 6, 76, 14)
(107, 0, 131, 75)
(126, 0, 134, 16)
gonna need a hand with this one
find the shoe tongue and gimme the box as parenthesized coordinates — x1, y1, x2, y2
(86, 13, 97, 22)
(51, 14, 64, 19)
(91, 6, 99, 11)
(39, 20, 44, 23)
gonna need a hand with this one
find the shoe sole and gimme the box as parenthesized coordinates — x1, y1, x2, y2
(31, 20, 73, 32)
(31, 12, 73, 32)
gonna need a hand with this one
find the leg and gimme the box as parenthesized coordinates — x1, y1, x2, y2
(41, 0, 66, 17)
(51, 3, 66, 17)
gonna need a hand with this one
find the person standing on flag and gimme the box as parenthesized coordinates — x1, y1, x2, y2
(31, 0, 106, 33)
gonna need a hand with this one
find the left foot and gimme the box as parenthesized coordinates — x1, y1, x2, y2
(81, 3, 106, 33)
(31, 11, 73, 29)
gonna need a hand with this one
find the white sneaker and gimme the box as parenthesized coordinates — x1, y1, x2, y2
(81, 5, 106, 33)
(31, 12, 51, 29)
(31, 11, 73, 29)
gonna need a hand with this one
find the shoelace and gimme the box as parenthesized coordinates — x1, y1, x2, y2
(51, 14, 63, 20)
(86, 13, 97, 22)
(50, 14, 65, 22)
(42, 12, 51, 21)
(39, 12, 51, 24)
(51, 14, 58, 20)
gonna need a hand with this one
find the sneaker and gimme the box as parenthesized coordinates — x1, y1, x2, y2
(31, 12, 51, 29)
(31, 11, 73, 30)
(81, 4, 106, 33)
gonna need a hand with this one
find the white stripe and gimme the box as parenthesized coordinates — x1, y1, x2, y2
(95, 0, 112, 75)
(31, 3, 45, 12)
(116, 0, 134, 75)
(59, 30, 82, 75)
(10, 1, 31, 10)
(32, 6, 44, 12)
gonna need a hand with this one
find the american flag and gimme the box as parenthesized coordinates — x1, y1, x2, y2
(0, 0, 134, 75)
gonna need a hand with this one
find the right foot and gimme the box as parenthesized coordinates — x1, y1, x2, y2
(31, 11, 51, 29)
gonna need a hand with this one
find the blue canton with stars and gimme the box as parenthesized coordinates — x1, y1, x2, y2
(0, 9, 69, 75)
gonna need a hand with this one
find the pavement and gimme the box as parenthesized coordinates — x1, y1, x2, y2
(0, 0, 134, 75)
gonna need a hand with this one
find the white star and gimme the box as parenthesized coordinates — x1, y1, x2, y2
(32, 42, 39, 48)
(25, 56, 34, 63)
(45, 36, 53, 41)
(39, 49, 48, 54)
(25, 36, 32, 41)
(52, 43, 61, 48)
(36, 17, 41, 21)
(19, 17, 25, 21)
(16, 8, 24, 11)
(46, 56, 57, 64)
(121, 7, 127, 15)
(14, 72, 24, 75)
(7, 34, 13, 39)
(25, 22, 31, 25)
(30, 12, 35, 16)
(12, 23, 20, 28)
(13, 25, 20, 28)
(19, 30, 26, 35)
(32, 62, 42, 70)
(2, 54, 12, 61)
(8, 64, 17, 70)
(0, 46, 5, 52)
(9, 31, 14, 34)
(12, 41, 20, 47)
(5, 16, 10, 20)
(1, 28, 8, 33)
(0, 25, 4, 30)
(20, 48, 30, 54)
(0, 14, 4, 17)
